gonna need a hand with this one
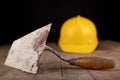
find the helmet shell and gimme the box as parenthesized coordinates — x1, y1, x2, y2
(58, 15, 98, 54)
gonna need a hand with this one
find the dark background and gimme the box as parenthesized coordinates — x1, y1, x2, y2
(1, 0, 119, 45)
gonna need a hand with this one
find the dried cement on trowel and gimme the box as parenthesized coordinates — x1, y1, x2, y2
(4, 23, 52, 74)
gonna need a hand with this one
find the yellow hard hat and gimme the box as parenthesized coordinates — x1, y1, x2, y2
(58, 15, 99, 54)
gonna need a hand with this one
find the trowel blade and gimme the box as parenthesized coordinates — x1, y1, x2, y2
(4, 23, 52, 74)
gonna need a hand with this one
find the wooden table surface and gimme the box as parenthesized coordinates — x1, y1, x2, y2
(0, 40, 120, 80)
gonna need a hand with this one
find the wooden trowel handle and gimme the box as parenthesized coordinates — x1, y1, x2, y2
(69, 57, 115, 70)
(45, 46, 115, 70)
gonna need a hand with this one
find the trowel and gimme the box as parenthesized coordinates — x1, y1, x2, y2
(4, 23, 114, 74)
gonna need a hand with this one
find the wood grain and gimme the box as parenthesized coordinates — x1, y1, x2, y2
(0, 40, 120, 80)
